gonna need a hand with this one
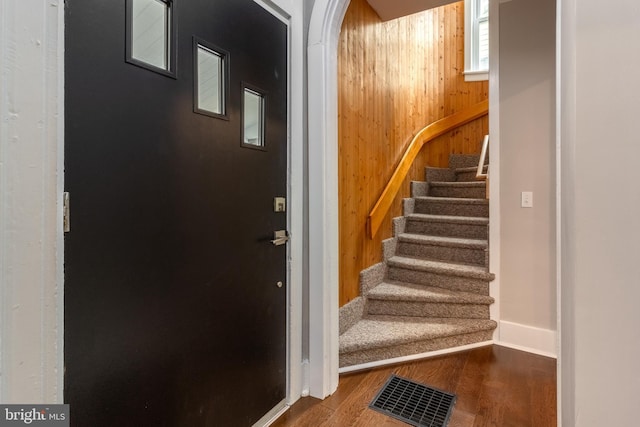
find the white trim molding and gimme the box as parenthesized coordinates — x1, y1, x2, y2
(463, 70, 489, 82)
(0, 0, 65, 403)
(254, 399, 289, 427)
(488, 0, 501, 342)
(306, 0, 350, 399)
(556, 0, 566, 423)
(497, 320, 558, 358)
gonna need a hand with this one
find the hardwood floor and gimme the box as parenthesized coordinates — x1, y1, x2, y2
(272, 345, 556, 427)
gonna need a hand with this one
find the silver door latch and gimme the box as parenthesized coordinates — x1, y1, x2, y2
(63, 192, 71, 233)
(271, 230, 289, 246)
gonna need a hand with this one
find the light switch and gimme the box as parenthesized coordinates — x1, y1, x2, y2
(521, 191, 533, 208)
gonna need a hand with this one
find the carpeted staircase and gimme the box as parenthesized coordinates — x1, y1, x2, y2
(339, 154, 496, 368)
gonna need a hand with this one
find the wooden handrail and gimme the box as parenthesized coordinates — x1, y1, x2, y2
(366, 100, 489, 239)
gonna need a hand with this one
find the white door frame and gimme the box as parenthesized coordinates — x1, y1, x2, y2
(307, 0, 350, 399)
(0, 0, 65, 403)
(306, 0, 504, 398)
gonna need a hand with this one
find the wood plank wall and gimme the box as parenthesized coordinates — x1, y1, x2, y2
(338, 0, 489, 306)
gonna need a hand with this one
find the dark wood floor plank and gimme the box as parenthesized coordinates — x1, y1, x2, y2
(529, 363, 557, 427)
(448, 408, 476, 427)
(319, 369, 371, 411)
(274, 345, 556, 427)
(318, 367, 393, 426)
(396, 350, 468, 392)
(453, 346, 493, 415)
(270, 397, 332, 427)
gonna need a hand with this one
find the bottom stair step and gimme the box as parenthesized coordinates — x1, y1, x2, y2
(339, 316, 497, 368)
(367, 281, 493, 318)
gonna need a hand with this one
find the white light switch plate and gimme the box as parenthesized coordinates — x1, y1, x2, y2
(521, 191, 533, 208)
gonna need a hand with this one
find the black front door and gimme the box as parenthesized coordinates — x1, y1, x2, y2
(64, 1, 288, 425)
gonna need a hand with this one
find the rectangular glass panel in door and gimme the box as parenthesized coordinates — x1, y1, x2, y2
(131, 0, 170, 70)
(195, 42, 226, 117)
(243, 87, 265, 147)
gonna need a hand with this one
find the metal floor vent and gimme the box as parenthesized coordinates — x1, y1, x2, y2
(369, 374, 456, 427)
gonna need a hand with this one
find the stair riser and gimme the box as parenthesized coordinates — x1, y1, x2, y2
(455, 170, 479, 181)
(455, 165, 488, 182)
(367, 300, 490, 319)
(397, 242, 488, 267)
(405, 220, 488, 239)
(429, 186, 486, 199)
(387, 267, 490, 295)
(425, 167, 455, 183)
(339, 329, 494, 368)
(449, 154, 481, 169)
(415, 200, 489, 217)
(410, 181, 429, 198)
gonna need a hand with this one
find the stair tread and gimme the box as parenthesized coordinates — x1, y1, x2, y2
(340, 315, 497, 353)
(398, 233, 487, 248)
(368, 281, 494, 304)
(406, 213, 489, 224)
(430, 181, 486, 187)
(416, 196, 489, 204)
(388, 255, 494, 279)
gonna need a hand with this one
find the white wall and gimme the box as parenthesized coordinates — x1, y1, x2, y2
(497, 0, 557, 352)
(0, 0, 64, 403)
(560, 0, 640, 424)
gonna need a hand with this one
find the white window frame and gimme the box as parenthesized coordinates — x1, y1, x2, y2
(464, 0, 489, 81)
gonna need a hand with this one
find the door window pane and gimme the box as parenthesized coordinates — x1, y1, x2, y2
(126, 0, 175, 77)
(478, 19, 489, 70)
(242, 88, 265, 148)
(194, 39, 228, 119)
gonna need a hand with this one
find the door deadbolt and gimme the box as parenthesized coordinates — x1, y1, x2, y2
(274, 197, 286, 212)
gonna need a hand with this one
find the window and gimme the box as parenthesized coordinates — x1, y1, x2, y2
(193, 38, 229, 119)
(126, 0, 176, 77)
(242, 86, 266, 149)
(464, 0, 489, 81)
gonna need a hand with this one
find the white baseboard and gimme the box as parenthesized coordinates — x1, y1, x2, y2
(497, 320, 557, 358)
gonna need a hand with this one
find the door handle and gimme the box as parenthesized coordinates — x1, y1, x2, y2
(271, 230, 289, 246)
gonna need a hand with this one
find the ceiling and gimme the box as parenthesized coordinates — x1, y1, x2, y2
(365, 0, 459, 21)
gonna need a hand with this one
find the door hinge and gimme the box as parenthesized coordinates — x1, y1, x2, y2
(63, 192, 70, 233)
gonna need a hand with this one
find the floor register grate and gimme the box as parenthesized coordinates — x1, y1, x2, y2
(369, 374, 456, 427)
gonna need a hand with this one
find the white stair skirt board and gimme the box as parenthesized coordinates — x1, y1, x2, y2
(339, 341, 493, 374)
(496, 320, 557, 358)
